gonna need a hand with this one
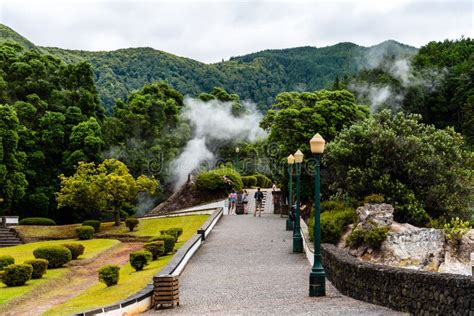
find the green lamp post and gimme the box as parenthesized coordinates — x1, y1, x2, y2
(309, 133, 326, 297)
(286, 154, 295, 231)
(235, 146, 240, 172)
(293, 149, 304, 253)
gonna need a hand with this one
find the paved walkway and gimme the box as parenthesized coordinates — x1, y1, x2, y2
(148, 214, 402, 315)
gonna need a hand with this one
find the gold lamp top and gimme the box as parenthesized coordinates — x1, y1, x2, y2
(287, 154, 295, 165)
(310, 133, 326, 154)
(294, 149, 304, 163)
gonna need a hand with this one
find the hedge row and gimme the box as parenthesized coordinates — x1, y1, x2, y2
(19, 217, 56, 225)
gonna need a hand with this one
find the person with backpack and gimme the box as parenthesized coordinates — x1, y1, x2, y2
(254, 188, 264, 217)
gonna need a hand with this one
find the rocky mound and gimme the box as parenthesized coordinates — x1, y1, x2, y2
(343, 203, 473, 275)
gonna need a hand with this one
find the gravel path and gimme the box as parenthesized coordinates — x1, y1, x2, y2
(148, 214, 403, 315)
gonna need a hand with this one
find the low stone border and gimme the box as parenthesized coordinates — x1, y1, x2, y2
(299, 218, 474, 314)
(75, 207, 223, 316)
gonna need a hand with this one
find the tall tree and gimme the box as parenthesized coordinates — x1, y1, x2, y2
(260, 89, 370, 200)
(0, 105, 28, 213)
(57, 159, 158, 225)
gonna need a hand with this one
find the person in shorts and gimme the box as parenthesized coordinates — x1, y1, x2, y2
(254, 188, 264, 217)
(228, 190, 237, 215)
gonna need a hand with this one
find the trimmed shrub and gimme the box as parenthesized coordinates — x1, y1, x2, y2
(125, 218, 139, 232)
(33, 246, 72, 268)
(212, 166, 243, 191)
(76, 226, 95, 240)
(195, 171, 227, 192)
(347, 226, 389, 249)
(98, 265, 120, 286)
(82, 220, 101, 233)
(242, 176, 257, 188)
(24, 259, 48, 279)
(308, 208, 357, 244)
(161, 227, 183, 242)
(144, 241, 165, 260)
(363, 194, 385, 204)
(253, 174, 271, 188)
(149, 234, 175, 254)
(2, 264, 33, 286)
(129, 250, 152, 271)
(0, 255, 14, 270)
(61, 243, 85, 260)
(19, 217, 56, 225)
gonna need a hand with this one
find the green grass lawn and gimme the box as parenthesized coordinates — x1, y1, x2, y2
(44, 215, 209, 315)
(45, 253, 172, 315)
(0, 239, 120, 306)
(96, 215, 209, 239)
(16, 215, 209, 242)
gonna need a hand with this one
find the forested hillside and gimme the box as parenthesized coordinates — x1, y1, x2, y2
(0, 23, 416, 110)
(348, 37, 474, 145)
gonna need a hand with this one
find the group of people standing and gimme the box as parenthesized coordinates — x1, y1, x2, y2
(227, 188, 265, 216)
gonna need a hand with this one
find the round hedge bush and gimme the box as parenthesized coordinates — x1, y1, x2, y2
(253, 174, 271, 188)
(98, 264, 120, 287)
(61, 243, 85, 260)
(195, 172, 227, 193)
(242, 176, 258, 188)
(19, 217, 56, 225)
(2, 264, 33, 286)
(33, 246, 72, 268)
(149, 234, 175, 254)
(125, 218, 139, 232)
(160, 227, 183, 242)
(144, 241, 165, 260)
(129, 250, 152, 271)
(76, 226, 95, 240)
(0, 255, 14, 270)
(24, 259, 48, 279)
(82, 220, 101, 233)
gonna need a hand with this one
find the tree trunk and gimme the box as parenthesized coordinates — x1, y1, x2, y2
(114, 210, 120, 226)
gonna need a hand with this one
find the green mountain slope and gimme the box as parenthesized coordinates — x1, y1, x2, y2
(0, 23, 417, 110)
(0, 24, 37, 50)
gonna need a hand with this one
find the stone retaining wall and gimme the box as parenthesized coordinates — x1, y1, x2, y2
(321, 244, 474, 314)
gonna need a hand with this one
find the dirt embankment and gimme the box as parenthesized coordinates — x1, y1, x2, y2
(148, 181, 225, 216)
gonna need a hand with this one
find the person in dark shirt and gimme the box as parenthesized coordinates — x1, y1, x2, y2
(254, 188, 264, 217)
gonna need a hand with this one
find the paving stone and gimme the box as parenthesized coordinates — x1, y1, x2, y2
(147, 214, 404, 315)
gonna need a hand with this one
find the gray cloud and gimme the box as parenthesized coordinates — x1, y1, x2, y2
(0, 0, 472, 63)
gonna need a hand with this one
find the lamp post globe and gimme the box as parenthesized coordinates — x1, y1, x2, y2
(235, 147, 240, 171)
(292, 149, 304, 253)
(286, 154, 295, 231)
(309, 133, 326, 297)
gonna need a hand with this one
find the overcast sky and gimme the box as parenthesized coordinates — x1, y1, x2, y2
(0, 0, 472, 63)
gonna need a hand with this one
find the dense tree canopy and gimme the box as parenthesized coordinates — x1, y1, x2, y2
(260, 89, 370, 200)
(0, 42, 105, 218)
(324, 110, 473, 225)
(103, 81, 190, 189)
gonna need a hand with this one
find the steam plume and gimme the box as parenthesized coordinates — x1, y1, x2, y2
(170, 98, 267, 189)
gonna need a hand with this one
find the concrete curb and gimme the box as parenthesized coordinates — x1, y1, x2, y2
(75, 207, 223, 316)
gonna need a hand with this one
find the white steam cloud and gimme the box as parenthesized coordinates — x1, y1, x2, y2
(171, 98, 267, 190)
(352, 45, 446, 112)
